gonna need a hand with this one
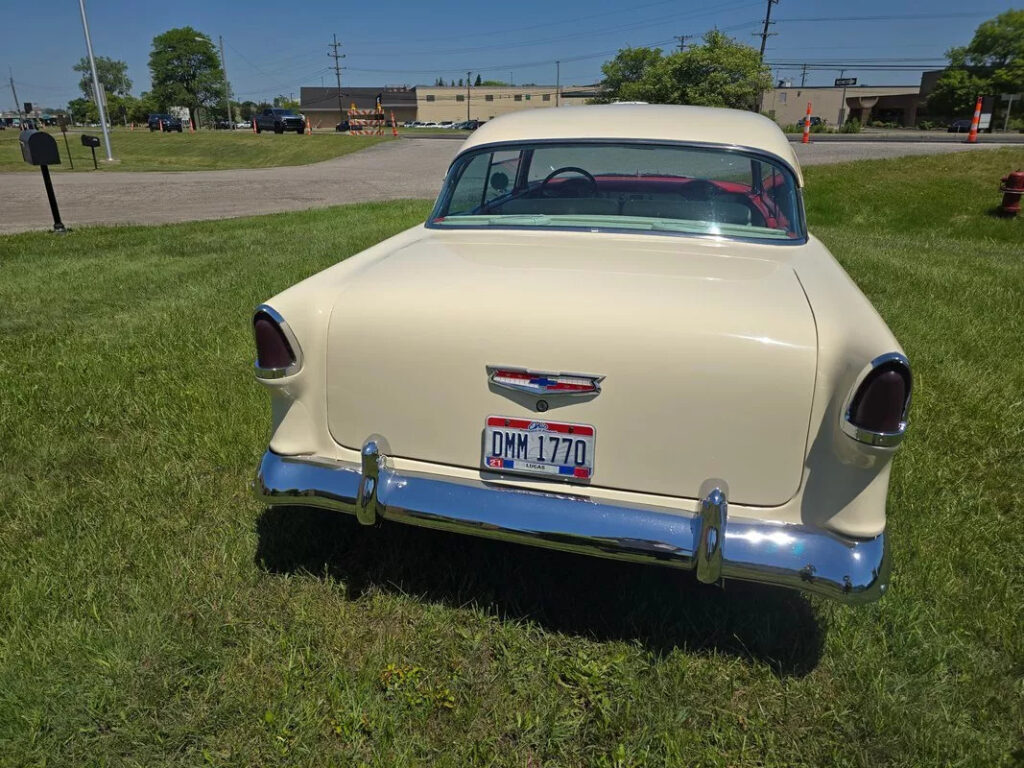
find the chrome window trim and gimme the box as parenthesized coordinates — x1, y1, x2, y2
(253, 304, 303, 380)
(840, 352, 912, 448)
(426, 138, 808, 246)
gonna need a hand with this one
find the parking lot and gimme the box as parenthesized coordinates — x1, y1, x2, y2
(0, 136, 1012, 234)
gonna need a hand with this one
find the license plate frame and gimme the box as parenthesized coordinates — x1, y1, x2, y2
(483, 416, 595, 481)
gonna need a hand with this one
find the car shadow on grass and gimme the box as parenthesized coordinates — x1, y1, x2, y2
(255, 505, 827, 678)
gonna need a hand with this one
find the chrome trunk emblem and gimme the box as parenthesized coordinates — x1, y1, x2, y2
(487, 366, 604, 396)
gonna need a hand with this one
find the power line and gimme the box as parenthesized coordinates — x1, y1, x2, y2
(775, 11, 997, 23)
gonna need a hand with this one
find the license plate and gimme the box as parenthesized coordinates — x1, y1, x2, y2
(483, 416, 595, 480)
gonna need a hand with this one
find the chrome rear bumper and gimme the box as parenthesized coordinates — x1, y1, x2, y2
(254, 442, 889, 604)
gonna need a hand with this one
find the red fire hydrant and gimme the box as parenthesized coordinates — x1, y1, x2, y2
(998, 169, 1024, 218)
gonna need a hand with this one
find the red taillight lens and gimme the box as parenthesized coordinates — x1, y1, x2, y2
(254, 312, 295, 370)
(848, 362, 911, 434)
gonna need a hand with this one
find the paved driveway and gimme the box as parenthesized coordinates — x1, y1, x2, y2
(0, 138, 1011, 234)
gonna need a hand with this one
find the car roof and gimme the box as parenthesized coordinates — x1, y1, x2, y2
(457, 104, 804, 185)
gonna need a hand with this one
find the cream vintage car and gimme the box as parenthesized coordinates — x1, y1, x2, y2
(253, 105, 911, 604)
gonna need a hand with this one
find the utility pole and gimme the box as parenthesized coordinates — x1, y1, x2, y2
(758, 0, 779, 60)
(9, 68, 23, 126)
(674, 35, 692, 52)
(328, 34, 345, 123)
(555, 60, 560, 107)
(466, 71, 471, 121)
(800, 63, 808, 88)
(219, 35, 232, 123)
(78, 0, 113, 161)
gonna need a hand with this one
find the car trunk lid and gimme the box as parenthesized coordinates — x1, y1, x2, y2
(325, 231, 817, 506)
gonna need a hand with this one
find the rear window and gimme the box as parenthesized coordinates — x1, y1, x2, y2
(430, 141, 804, 241)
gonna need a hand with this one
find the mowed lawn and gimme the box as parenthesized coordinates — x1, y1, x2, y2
(0, 127, 391, 173)
(1, 149, 1022, 767)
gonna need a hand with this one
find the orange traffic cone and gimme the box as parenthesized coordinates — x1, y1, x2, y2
(966, 96, 982, 143)
(802, 102, 812, 144)
(391, 110, 398, 137)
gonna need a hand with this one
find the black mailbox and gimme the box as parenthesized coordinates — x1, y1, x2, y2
(19, 130, 61, 166)
(81, 134, 101, 148)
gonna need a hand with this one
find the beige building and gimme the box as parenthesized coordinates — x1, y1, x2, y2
(413, 85, 596, 122)
(764, 85, 921, 127)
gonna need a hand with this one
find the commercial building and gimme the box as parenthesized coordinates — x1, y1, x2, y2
(415, 85, 597, 122)
(298, 84, 598, 126)
(763, 85, 922, 127)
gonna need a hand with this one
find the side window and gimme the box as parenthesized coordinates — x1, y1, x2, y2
(447, 154, 490, 214)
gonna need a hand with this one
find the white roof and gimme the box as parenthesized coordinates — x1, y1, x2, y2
(458, 104, 804, 185)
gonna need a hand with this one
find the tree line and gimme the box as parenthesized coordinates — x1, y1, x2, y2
(66, 12, 1022, 128)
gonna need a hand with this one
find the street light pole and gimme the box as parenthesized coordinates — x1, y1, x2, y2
(219, 35, 232, 124)
(78, 0, 113, 161)
(466, 71, 471, 121)
(555, 60, 560, 107)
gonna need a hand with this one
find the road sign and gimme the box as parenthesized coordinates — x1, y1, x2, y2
(23, 101, 32, 114)
(834, 77, 857, 87)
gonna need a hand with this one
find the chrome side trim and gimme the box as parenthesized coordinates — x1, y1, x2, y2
(255, 449, 889, 604)
(252, 304, 303, 380)
(840, 352, 912, 448)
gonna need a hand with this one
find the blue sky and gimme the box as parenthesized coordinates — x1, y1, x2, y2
(1, 0, 1018, 109)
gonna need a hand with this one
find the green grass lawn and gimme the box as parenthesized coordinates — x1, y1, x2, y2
(0, 127, 391, 173)
(0, 149, 1022, 767)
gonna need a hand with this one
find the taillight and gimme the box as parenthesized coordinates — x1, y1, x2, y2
(253, 307, 300, 378)
(842, 354, 911, 447)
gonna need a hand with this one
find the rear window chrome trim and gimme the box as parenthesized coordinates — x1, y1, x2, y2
(427, 138, 807, 246)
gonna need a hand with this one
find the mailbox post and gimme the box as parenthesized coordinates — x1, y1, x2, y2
(19, 130, 67, 233)
(81, 134, 101, 170)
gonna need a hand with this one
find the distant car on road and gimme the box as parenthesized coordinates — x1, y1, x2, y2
(236, 120, 252, 129)
(948, 118, 973, 133)
(214, 119, 234, 130)
(148, 113, 183, 132)
(254, 108, 305, 134)
(335, 120, 350, 132)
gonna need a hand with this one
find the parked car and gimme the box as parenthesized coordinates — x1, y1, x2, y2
(948, 118, 973, 133)
(252, 104, 910, 604)
(236, 120, 252, 129)
(253, 108, 305, 134)
(214, 119, 234, 130)
(335, 120, 350, 132)
(453, 119, 483, 130)
(147, 113, 183, 132)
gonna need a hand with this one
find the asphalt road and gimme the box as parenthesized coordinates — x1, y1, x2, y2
(0, 138, 1013, 234)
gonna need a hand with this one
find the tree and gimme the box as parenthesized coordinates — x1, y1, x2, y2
(67, 97, 98, 124)
(73, 56, 132, 100)
(474, 74, 482, 86)
(458, 78, 463, 87)
(148, 27, 226, 126)
(595, 32, 771, 110)
(928, 11, 1024, 118)
(480, 80, 509, 86)
(273, 94, 299, 110)
(593, 47, 664, 103)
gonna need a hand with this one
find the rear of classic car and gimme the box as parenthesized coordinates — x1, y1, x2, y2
(251, 106, 911, 604)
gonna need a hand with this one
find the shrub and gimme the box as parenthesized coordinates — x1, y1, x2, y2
(917, 120, 937, 131)
(840, 118, 862, 133)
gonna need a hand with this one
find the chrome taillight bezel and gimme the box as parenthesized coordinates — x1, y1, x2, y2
(840, 352, 912, 448)
(253, 304, 303, 380)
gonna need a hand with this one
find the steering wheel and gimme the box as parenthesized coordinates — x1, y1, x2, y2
(541, 166, 597, 197)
